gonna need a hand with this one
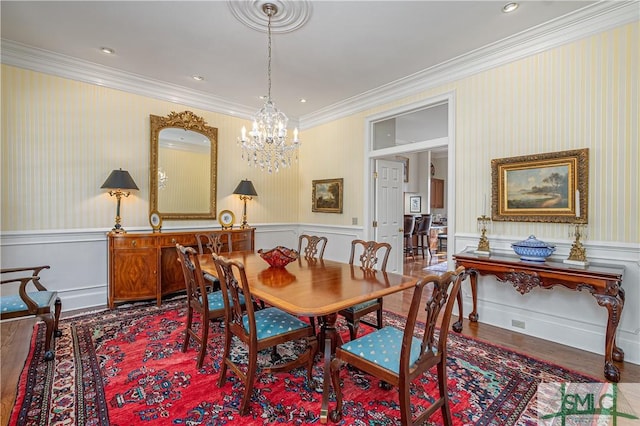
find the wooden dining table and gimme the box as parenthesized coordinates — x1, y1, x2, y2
(197, 251, 418, 423)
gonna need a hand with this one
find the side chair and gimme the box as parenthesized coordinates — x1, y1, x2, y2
(338, 239, 391, 341)
(298, 234, 328, 261)
(298, 234, 328, 331)
(329, 266, 467, 425)
(176, 244, 243, 369)
(212, 253, 318, 416)
(0, 265, 62, 361)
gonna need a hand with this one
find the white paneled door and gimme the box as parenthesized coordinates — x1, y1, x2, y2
(374, 159, 404, 273)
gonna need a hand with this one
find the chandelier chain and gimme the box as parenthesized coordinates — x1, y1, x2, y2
(237, 2, 300, 173)
(267, 7, 272, 101)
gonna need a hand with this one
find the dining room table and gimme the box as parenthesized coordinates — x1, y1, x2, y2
(197, 250, 419, 423)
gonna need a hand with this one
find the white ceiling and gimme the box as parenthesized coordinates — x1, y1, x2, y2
(1, 1, 632, 127)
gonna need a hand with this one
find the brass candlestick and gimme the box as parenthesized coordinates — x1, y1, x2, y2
(475, 215, 492, 255)
(564, 224, 588, 266)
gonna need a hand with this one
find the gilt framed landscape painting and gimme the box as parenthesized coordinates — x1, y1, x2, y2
(491, 149, 588, 224)
(312, 178, 343, 213)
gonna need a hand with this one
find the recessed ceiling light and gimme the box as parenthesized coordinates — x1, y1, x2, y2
(299, 98, 307, 103)
(502, 2, 519, 13)
(192, 75, 204, 81)
(100, 47, 115, 54)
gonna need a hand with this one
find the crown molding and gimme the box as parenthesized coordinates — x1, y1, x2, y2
(0, 40, 256, 120)
(1, 2, 637, 130)
(299, 1, 639, 129)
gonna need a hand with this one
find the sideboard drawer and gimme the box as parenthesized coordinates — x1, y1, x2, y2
(112, 237, 156, 249)
(158, 234, 197, 248)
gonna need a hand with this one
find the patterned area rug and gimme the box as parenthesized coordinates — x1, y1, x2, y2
(11, 298, 602, 425)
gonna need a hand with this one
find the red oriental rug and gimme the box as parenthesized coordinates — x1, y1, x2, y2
(11, 298, 602, 425)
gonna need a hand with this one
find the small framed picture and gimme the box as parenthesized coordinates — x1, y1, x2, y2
(410, 196, 421, 213)
(312, 178, 343, 213)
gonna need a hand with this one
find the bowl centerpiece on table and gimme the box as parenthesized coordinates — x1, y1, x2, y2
(511, 235, 555, 262)
(258, 246, 299, 268)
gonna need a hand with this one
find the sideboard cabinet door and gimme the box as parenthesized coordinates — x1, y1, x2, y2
(108, 236, 158, 308)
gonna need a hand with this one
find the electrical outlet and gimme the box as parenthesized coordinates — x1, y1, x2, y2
(352, 217, 358, 225)
(511, 319, 526, 329)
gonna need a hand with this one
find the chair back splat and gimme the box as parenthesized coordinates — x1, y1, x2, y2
(298, 234, 328, 260)
(212, 253, 318, 416)
(329, 266, 467, 426)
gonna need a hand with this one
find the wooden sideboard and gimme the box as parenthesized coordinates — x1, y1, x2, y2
(108, 228, 254, 309)
(453, 250, 625, 382)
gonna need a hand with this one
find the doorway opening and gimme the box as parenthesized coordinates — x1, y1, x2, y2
(364, 92, 456, 274)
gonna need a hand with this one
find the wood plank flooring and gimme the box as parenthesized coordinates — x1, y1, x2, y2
(2, 254, 638, 426)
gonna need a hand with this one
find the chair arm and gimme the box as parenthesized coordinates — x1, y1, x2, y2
(1, 265, 50, 291)
(0, 277, 40, 312)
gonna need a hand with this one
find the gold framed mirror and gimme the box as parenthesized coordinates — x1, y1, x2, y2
(150, 111, 218, 220)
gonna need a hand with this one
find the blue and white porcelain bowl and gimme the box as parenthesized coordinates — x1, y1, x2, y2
(511, 235, 555, 262)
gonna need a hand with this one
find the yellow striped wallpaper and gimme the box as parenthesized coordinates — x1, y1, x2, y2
(300, 22, 639, 243)
(1, 66, 299, 231)
(1, 22, 638, 244)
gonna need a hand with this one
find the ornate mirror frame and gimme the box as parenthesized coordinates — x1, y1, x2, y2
(150, 111, 218, 220)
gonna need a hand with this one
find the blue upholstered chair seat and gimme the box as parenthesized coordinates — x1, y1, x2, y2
(0, 291, 57, 314)
(199, 291, 244, 311)
(339, 326, 425, 374)
(341, 298, 379, 313)
(242, 307, 310, 340)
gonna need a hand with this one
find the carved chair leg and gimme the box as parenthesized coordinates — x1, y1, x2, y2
(305, 336, 318, 385)
(329, 357, 344, 423)
(53, 297, 62, 337)
(182, 307, 193, 352)
(196, 319, 210, 369)
(217, 327, 232, 388)
(42, 313, 55, 361)
(437, 361, 453, 426)
(347, 319, 359, 341)
(240, 350, 258, 415)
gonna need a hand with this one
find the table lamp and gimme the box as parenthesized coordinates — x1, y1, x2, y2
(101, 168, 139, 233)
(233, 179, 257, 229)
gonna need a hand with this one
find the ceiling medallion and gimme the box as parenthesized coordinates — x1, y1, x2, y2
(227, 0, 311, 34)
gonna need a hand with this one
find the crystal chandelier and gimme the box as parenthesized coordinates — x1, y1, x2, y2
(238, 3, 300, 173)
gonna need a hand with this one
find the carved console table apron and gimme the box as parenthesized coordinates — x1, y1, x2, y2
(453, 250, 625, 382)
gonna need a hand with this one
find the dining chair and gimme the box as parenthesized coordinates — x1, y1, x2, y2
(1, 265, 62, 361)
(329, 266, 467, 425)
(415, 214, 432, 259)
(176, 244, 242, 369)
(298, 234, 328, 331)
(212, 253, 318, 415)
(195, 232, 233, 291)
(297, 234, 328, 261)
(338, 239, 391, 341)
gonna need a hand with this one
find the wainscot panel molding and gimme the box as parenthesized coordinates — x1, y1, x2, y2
(0, 224, 364, 312)
(454, 234, 639, 366)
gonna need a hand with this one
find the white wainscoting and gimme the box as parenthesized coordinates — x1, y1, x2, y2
(454, 233, 640, 366)
(0, 224, 364, 312)
(1, 227, 637, 366)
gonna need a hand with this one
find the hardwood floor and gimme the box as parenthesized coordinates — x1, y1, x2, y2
(2, 253, 638, 425)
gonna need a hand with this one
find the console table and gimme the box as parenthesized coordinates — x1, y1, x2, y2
(108, 228, 254, 309)
(453, 250, 625, 382)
